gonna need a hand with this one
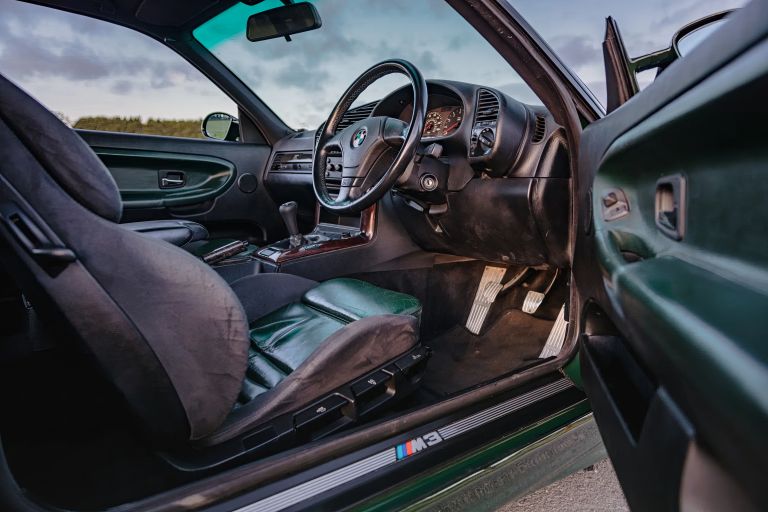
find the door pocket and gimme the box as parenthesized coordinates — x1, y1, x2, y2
(582, 334, 694, 510)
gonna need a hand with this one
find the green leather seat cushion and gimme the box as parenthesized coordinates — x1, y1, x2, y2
(238, 278, 421, 405)
(250, 302, 346, 373)
(302, 278, 422, 322)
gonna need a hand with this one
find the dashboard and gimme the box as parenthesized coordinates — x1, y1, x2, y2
(372, 81, 531, 165)
(265, 79, 570, 268)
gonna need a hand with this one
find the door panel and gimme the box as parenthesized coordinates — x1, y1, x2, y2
(95, 148, 235, 209)
(77, 130, 285, 244)
(576, 2, 768, 509)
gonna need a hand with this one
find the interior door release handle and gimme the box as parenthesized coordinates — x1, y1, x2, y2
(161, 177, 184, 187)
(159, 171, 185, 189)
(655, 174, 687, 240)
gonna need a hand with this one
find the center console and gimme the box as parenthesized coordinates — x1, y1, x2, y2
(205, 201, 376, 283)
(256, 203, 375, 264)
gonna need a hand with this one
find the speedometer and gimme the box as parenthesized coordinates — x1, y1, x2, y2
(423, 111, 442, 137)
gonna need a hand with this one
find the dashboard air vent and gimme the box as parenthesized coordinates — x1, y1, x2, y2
(314, 101, 377, 148)
(334, 101, 378, 132)
(532, 114, 546, 143)
(474, 89, 500, 123)
(270, 151, 313, 173)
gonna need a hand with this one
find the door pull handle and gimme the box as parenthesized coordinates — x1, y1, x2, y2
(655, 174, 686, 240)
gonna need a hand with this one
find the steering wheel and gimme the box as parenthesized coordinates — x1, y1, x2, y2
(313, 59, 427, 214)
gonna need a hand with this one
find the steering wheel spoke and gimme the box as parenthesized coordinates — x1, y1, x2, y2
(312, 60, 427, 214)
(320, 132, 343, 152)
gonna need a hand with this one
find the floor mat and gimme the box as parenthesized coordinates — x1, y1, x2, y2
(422, 309, 554, 396)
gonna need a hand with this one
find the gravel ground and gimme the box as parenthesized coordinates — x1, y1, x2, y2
(497, 459, 629, 512)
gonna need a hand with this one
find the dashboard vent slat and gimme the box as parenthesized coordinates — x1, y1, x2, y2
(314, 101, 378, 148)
(334, 101, 378, 132)
(532, 114, 546, 143)
(270, 151, 313, 173)
(474, 89, 500, 124)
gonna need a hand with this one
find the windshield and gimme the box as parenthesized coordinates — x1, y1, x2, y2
(194, 0, 540, 130)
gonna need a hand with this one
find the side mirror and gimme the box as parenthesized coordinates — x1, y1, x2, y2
(202, 112, 239, 141)
(672, 15, 729, 58)
(603, 10, 734, 113)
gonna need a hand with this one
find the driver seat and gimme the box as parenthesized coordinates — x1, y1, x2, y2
(0, 73, 423, 447)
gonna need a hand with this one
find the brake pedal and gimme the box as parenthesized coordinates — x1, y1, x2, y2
(466, 266, 506, 334)
(522, 268, 559, 315)
(522, 291, 545, 315)
(539, 304, 568, 358)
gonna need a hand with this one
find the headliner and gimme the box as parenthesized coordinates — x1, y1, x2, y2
(20, 0, 240, 34)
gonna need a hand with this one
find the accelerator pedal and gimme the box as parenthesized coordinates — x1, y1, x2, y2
(466, 266, 506, 334)
(522, 268, 560, 315)
(539, 304, 568, 358)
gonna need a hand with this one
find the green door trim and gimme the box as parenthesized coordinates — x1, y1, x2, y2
(93, 147, 237, 209)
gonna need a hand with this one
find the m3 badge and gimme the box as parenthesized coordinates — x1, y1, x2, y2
(395, 431, 443, 460)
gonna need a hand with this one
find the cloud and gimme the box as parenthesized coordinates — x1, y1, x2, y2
(110, 79, 133, 95)
(496, 82, 542, 105)
(0, 31, 111, 80)
(275, 64, 330, 90)
(249, 30, 362, 67)
(2, 0, 744, 127)
(416, 50, 440, 74)
(650, 0, 737, 32)
(448, 35, 468, 51)
(585, 80, 607, 106)
(550, 35, 600, 70)
(0, 2, 209, 93)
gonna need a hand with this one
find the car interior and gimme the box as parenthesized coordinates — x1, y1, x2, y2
(0, 1, 584, 509)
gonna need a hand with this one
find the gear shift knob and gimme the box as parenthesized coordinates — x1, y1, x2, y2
(279, 201, 303, 248)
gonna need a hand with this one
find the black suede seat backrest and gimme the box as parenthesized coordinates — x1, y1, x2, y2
(0, 74, 249, 444)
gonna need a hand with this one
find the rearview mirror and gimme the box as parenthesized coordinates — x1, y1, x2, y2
(202, 112, 239, 141)
(246, 2, 322, 43)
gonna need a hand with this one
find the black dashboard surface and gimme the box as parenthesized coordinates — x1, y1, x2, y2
(265, 79, 570, 267)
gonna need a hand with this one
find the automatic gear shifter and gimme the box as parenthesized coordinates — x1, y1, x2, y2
(279, 201, 304, 249)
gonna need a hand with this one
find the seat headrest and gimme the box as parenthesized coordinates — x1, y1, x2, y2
(0, 74, 122, 222)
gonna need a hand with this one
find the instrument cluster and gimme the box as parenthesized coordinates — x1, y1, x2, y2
(422, 106, 463, 138)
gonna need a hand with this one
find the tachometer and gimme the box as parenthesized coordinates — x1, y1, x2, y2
(441, 106, 463, 136)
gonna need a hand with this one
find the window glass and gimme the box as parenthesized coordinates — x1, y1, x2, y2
(511, 0, 747, 109)
(194, 0, 542, 130)
(0, 0, 237, 138)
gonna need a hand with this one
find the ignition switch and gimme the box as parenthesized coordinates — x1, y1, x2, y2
(420, 174, 439, 191)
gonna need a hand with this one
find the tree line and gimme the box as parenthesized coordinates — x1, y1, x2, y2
(72, 116, 204, 138)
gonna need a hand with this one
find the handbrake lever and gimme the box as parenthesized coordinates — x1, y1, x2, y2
(201, 240, 249, 265)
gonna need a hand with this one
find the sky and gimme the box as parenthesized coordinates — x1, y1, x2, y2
(0, 0, 747, 129)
